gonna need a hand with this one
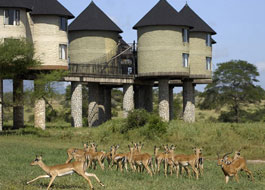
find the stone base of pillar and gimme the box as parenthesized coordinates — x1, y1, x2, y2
(88, 83, 105, 127)
(0, 79, 3, 131)
(34, 98, 46, 130)
(159, 80, 169, 121)
(13, 79, 24, 129)
(71, 82, 83, 128)
(123, 84, 134, 118)
(183, 80, 195, 123)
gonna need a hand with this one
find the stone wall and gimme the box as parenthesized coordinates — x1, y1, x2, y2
(159, 80, 169, 121)
(123, 84, 134, 118)
(71, 82, 82, 128)
(183, 79, 195, 123)
(34, 98, 45, 130)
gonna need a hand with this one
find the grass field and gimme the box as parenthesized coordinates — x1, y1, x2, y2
(0, 120, 265, 190)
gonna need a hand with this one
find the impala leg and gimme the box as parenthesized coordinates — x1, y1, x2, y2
(235, 173, 239, 183)
(244, 168, 254, 181)
(184, 166, 190, 178)
(79, 172, 94, 190)
(157, 160, 161, 174)
(225, 175, 229, 184)
(46, 175, 56, 190)
(97, 158, 104, 170)
(191, 165, 199, 180)
(143, 164, 153, 177)
(176, 165, 179, 178)
(85, 172, 105, 187)
(27, 175, 50, 184)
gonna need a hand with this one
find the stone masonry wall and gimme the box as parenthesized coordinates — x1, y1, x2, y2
(123, 84, 134, 118)
(34, 98, 45, 130)
(71, 82, 82, 128)
(159, 80, 170, 121)
(183, 80, 195, 123)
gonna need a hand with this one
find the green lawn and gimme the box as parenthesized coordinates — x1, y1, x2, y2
(0, 121, 265, 190)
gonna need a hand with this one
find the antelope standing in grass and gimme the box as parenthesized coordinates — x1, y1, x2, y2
(27, 155, 104, 190)
(217, 152, 254, 183)
(128, 145, 154, 176)
(154, 145, 169, 174)
(86, 143, 106, 170)
(170, 147, 201, 179)
(65, 142, 90, 163)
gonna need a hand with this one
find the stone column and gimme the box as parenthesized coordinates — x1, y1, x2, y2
(88, 83, 105, 127)
(0, 79, 3, 131)
(34, 81, 46, 130)
(183, 79, 195, 123)
(159, 79, 169, 121)
(169, 86, 174, 120)
(123, 84, 134, 118)
(71, 82, 83, 128)
(104, 87, 112, 121)
(13, 79, 24, 129)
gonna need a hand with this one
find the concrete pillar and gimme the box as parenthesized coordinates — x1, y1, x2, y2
(159, 79, 170, 121)
(134, 85, 153, 112)
(144, 85, 153, 112)
(0, 79, 3, 131)
(88, 83, 105, 127)
(169, 86, 174, 120)
(183, 79, 195, 123)
(123, 84, 134, 118)
(13, 79, 24, 129)
(34, 81, 46, 130)
(71, 82, 83, 128)
(104, 87, 112, 121)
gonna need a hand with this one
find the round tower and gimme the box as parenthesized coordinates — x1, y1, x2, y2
(30, 0, 74, 70)
(133, 0, 192, 79)
(0, 0, 32, 40)
(68, 1, 123, 68)
(179, 4, 217, 79)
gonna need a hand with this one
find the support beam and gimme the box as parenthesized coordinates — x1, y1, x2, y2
(13, 79, 24, 129)
(71, 82, 83, 128)
(0, 79, 3, 131)
(134, 85, 153, 112)
(159, 79, 169, 121)
(183, 79, 195, 123)
(88, 83, 105, 127)
(169, 86, 174, 120)
(104, 87, 112, 121)
(123, 84, 134, 118)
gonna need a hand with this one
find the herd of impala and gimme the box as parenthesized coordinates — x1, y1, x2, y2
(27, 142, 254, 190)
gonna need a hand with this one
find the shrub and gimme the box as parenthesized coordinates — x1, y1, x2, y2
(144, 114, 168, 139)
(121, 109, 150, 133)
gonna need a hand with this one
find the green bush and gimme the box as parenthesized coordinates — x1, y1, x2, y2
(121, 109, 149, 133)
(143, 114, 168, 139)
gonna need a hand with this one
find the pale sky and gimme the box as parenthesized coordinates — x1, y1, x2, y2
(59, 0, 265, 89)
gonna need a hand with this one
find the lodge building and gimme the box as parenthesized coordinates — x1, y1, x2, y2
(0, 0, 216, 130)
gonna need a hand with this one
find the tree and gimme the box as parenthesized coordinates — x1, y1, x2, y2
(200, 60, 265, 123)
(0, 38, 40, 79)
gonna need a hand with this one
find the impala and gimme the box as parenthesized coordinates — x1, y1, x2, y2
(65, 142, 89, 163)
(217, 152, 254, 183)
(154, 145, 169, 174)
(128, 145, 154, 176)
(86, 143, 105, 170)
(170, 147, 201, 179)
(27, 155, 104, 190)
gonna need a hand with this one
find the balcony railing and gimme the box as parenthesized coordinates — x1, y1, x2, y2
(69, 63, 135, 77)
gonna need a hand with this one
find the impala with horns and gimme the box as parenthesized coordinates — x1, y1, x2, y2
(217, 151, 254, 184)
(27, 155, 104, 190)
(65, 142, 90, 163)
(154, 145, 169, 174)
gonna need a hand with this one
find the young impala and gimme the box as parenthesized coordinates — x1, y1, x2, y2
(27, 155, 104, 190)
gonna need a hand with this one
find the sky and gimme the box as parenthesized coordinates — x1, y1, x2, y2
(3, 0, 265, 92)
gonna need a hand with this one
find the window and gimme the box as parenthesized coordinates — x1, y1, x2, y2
(60, 17, 67, 31)
(206, 57, 212, 70)
(4, 10, 20, 25)
(183, 53, 189, 67)
(128, 67, 133, 75)
(206, 34, 211, 46)
(59, 44, 67, 60)
(182, 28, 189, 43)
